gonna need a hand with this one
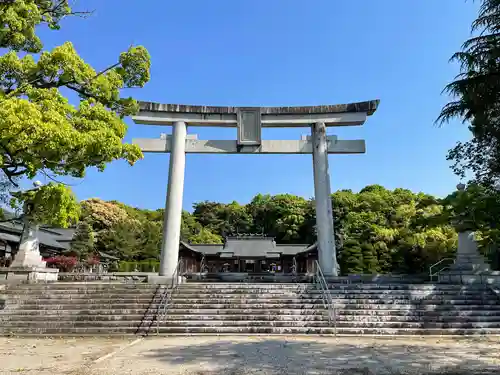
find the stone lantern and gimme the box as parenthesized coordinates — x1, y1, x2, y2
(8, 181, 59, 282)
(441, 183, 494, 283)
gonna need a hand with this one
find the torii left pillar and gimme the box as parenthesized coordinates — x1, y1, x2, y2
(160, 121, 187, 277)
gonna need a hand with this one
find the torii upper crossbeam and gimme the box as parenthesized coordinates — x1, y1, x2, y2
(132, 100, 380, 278)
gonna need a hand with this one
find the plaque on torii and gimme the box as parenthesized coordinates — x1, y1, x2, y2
(132, 100, 379, 279)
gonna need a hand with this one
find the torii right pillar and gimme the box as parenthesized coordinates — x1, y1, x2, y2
(312, 121, 337, 276)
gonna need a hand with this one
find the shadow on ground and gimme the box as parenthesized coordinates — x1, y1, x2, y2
(145, 338, 500, 375)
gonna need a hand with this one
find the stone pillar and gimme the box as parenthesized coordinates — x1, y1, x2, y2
(160, 121, 187, 276)
(311, 122, 337, 276)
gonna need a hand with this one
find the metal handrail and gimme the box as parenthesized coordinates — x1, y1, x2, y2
(489, 285, 500, 302)
(155, 257, 184, 335)
(313, 260, 337, 336)
(429, 257, 455, 281)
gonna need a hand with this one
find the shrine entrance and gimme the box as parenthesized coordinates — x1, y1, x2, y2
(132, 101, 379, 278)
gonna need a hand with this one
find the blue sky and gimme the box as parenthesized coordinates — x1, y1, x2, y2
(36, 0, 478, 211)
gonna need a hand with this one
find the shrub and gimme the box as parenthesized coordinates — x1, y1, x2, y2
(85, 255, 100, 267)
(44, 256, 78, 272)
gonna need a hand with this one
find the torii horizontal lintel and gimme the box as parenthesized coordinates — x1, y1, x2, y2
(132, 138, 366, 154)
(132, 100, 380, 128)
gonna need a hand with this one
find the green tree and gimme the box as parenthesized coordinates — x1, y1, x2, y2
(181, 211, 222, 244)
(188, 227, 224, 244)
(339, 239, 364, 274)
(97, 220, 141, 260)
(136, 221, 162, 260)
(69, 221, 94, 259)
(361, 243, 379, 274)
(10, 182, 79, 227)
(443, 183, 500, 268)
(80, 198, 131, 233)
(247, 194, 310, 242)
(71, 186, 473, 272)
(192, 201, 226, 235)
(0, 1, 150, 227)
(438, 0, 500, 185)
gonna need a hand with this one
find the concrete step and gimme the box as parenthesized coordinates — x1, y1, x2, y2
(4, 308, 500, 317)
(2, 303, 165, 310)
(9, 282, 486, 291)
(179, 283, 484, 290)
(166, 303, 500, 309)
(166, 298, 497, 305)
(4, 320, 500, 329)
(174, 291, 492, 297)
(10, 297, 497, 306)
(9, 302, 498, 311)
(11, 297, 166, 304)
(146, 321, 500, 329)
(1, 326, 499, 336)
(0, 308, 324, 316)
(6, 287, 491, 297)
(3, 314, 500, 323)
(6, 294, 496, 305)
(0, 314, 327, 322)
(7, 291, 492, 300)
(4, 288, 162, 295)
(10, 284, 159, 290)
(2, 304, 319, 311)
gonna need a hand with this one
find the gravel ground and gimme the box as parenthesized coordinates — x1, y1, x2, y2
(0, 336, 500, 375)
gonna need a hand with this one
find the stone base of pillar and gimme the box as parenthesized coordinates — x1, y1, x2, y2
(10, 246, 47, 269)
(147, 274, 187, 285)
(438, 270, 500, 285)
(437, 230, 498, 284)
(0, 266, 59, 283)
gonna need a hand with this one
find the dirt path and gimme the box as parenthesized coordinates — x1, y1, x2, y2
(1, 336, 499, 375)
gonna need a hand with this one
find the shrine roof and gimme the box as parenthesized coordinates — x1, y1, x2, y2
(0, 222, 70, 250)
(182, 237, 317, 257)
(138, 100, 380, 116)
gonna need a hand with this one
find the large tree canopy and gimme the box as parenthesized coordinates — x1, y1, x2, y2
(0, 1, 150, 226)
(438, 0, 500, 185)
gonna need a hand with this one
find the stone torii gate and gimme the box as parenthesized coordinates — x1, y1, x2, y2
(132, 100, 379, 278)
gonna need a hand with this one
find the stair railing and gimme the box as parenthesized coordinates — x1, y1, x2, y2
(135, 284, 162, 336)
(489, 285, 500, 302)
(155, 257, 184, 335)
(429, 258, 455, 282)
(313, 260, 337, 336)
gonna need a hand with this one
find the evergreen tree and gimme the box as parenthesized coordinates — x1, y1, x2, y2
(69, 221, 94, 260)
(438, 0, 500, 185)
(339, 239, 364, 275)
(374, 241, 393, 273)
(361, 243, 379, 274)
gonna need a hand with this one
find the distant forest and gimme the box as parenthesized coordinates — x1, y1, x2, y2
(41, 184, 499, 275)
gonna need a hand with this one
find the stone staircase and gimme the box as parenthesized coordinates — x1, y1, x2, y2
(1, 282, 500, 335)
